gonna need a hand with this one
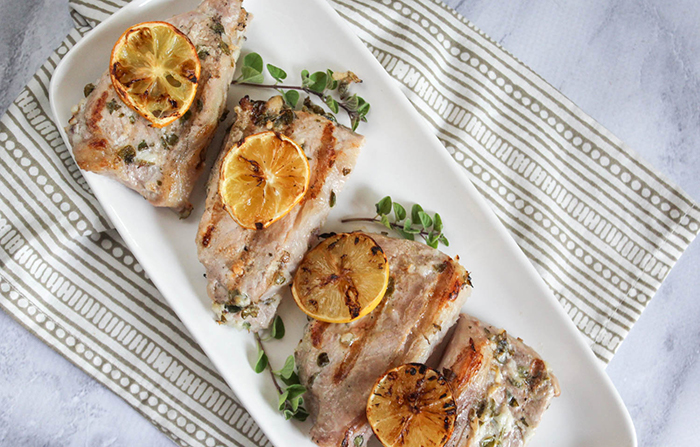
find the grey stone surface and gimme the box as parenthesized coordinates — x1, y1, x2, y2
(0, 0, 72, 118)
(0, 0, 698, 446)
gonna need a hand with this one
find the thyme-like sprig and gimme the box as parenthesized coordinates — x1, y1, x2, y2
(233, 52, 370, 131)
(252, 317, 308, 421)
(341, 196, 449, 249)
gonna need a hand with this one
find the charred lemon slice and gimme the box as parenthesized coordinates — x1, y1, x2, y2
(219, 131, 310, 230)
(367, 363, 457, 447)
(110, 21, 200, 128)
(292, 233, 389, 323)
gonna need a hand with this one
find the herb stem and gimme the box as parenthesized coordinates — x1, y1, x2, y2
(340, 216, 432, 242)
(255, 333, 284, 395)
(236, 82, 358, 116)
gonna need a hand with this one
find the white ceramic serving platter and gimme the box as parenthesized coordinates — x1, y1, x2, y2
(50, 0, 637, 445)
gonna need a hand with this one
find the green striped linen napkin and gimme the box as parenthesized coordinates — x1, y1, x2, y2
(1, 0, 698, 445)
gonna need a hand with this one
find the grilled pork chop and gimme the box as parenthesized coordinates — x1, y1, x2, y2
(196, 96, 365, 331)
(67, 0, 249, 216)
(439, 314, 560, 447)
(295, 234, 472, 447)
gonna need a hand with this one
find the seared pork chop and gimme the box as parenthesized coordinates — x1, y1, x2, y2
(439, 314, 560, 447)
(196, 96, 365, 331)
(67, 0, 249, 216)
(295, 234, 472, 447)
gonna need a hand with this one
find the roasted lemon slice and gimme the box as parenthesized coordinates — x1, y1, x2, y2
(292, 233, 389, 323)
(219, 131, 310, 230)
(110, 21, 200, 128)
(367, 363, 457, 447)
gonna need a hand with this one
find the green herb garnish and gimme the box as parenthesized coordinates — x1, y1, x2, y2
(197, 46, 209, 61)
(106, 99, 121, 114)
(252, 333, 308, 421)
(219, 40, 231, 56)
(270, 315, 285, 340)
(84, 83, 95, 97)
(233, 52, 370, 131)
(117, 145, 135, 164)
(210, 16, 225, 35)
(342, 196, 449, 248)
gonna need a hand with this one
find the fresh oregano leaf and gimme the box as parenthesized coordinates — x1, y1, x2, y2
(244, 52, 263, 72)
(434, 213, 443, 233)
(343, 94, 360, 111)
(439, 234, 450, 247)
(418, 210, 433, 229)
(283, 90, 299, 108)
(281, 371, 300, 386)
(284, 409, 294, 420)
(270, 315, 285, 340)
(285, 384, 307, 401)
(411, 204, 424, 223)
(326, 70, 338, 90)
(376, 196, 392, 215)
(292, 407, 309, 422)
(267, 64, 287, 81)
(426, 234, 439, 249)
(278, 391, 289, 411)
(300, 69, 310, 88)
(380, 214, 392, 230)
(308, 71, 328, 93)
(325, 96, 339, 114)
(397, 229, 415, 241)
(350, 114, 361, 131)
(239, 66, 264, 84)
(277, 355, 295, 380)
(254, 348, 268, 373)
(393, 203, 406, 222)
(357, 98, 370, 116)
(289, 395, 303, 412)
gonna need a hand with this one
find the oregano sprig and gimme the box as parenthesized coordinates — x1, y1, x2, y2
(233, 52, 370, 131)
(252, 321, 308, 421)
(341, 196, 449, 249)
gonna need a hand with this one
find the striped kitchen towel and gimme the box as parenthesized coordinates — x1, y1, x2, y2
(1, 0, 698, 446)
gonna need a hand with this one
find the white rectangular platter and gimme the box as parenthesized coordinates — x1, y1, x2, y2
(49, 0, 637, 445)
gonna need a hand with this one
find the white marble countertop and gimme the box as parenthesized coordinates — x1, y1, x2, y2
(1, 0, 698, 446)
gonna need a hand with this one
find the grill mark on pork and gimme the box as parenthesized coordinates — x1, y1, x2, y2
(331, 296, 388, 385)
(88, 91, 108, 133)
(306, 122, 336, 201)
(201, 224, 214, 248)
(311, 323, 329, 348)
